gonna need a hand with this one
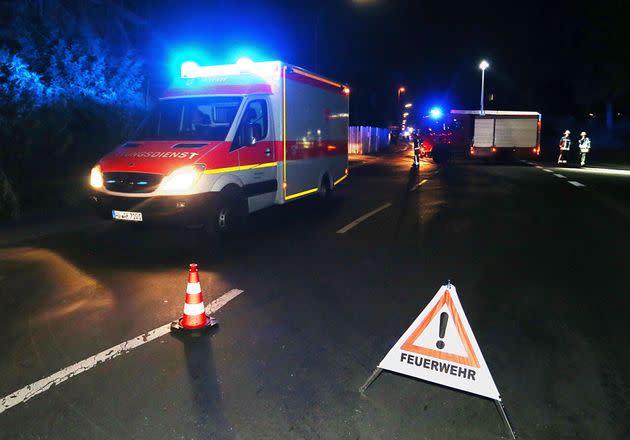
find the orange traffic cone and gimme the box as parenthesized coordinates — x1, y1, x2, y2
(171, 263, 217, 333)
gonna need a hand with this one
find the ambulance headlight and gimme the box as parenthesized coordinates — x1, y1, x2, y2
(159, 164, 205, 191)
(90, 165, 103, 189)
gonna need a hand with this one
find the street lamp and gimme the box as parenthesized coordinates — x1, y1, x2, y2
(479, 60, 489, 115)
(404, 103, 413, 109)
(403, 112, 409, 117)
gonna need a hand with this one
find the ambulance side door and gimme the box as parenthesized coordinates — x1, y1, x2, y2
(231, 97, 277, 212)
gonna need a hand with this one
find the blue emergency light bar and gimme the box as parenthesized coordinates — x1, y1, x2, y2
(180, 59, 282, 79)
(430, 107, 443, 119)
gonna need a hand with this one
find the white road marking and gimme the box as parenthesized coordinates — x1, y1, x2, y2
(568, 181, 585, 187)
(411, 179, 428, 192)
(553, 173, 567, 179)
(0, 288, 244, 414)
(560, 167, 630, 177)
(205, 288, 243, 314)
(535, 165, 543, 169)
(543, 169, 553, 173)
(336, 203, 392, 234)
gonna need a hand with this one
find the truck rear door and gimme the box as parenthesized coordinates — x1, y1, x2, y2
(473, 118, 495, 148)
(494, 117, 538, 149)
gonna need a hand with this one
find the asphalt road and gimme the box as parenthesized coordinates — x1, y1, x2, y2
(1, 148, 629, 439)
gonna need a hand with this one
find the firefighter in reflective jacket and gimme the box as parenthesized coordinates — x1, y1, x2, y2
(558, 130, 571, 165)
(412, 132, 421, 167)
(578, 131, 591, 167)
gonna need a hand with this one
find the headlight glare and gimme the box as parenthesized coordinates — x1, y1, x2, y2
(90, 165, 103, 189)
(159, 164, 205, 192)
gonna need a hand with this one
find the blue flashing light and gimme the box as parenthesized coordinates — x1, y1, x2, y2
(180, 61, 200, 78)
(235, 57, 254, 68)
(168, 46, 212, 79)
(430, 107, 443, 119)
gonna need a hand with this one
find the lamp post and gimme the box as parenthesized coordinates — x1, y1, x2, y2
(479, 60, 489, 115)
(397, 86, 406, 102)
(396, 87, 406, 130)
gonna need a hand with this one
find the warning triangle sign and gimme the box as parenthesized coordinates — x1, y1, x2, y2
(378, 284, 501, 400)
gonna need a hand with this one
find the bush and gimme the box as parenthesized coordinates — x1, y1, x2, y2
(0, 30, 146, 216)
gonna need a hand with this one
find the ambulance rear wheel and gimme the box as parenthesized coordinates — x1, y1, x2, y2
(318, 174, 332, 201)
(432, 145, 450, 164)
(208, 189, 247, 238)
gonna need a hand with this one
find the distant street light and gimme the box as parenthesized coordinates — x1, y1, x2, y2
(404, 103, 413, 108)
(396, 86, 406, 111)
(479, 60, 489, 115)
(403, 112, 409, 117)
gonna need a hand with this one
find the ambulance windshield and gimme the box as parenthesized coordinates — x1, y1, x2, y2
(134, 97, 243, 141)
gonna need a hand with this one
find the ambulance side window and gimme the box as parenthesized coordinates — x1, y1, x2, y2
(231, 100, 268, 151)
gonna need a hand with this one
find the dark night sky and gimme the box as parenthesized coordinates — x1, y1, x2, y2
(143, 0, 628, 126)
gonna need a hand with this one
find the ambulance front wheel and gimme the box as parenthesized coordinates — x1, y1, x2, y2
(208, 189, 247, 238)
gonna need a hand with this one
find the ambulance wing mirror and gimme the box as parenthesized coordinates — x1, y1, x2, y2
(245, 124, 257, 145)
(233, 124, 257, 150)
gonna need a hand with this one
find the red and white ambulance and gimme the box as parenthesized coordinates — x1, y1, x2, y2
(89, 59, 349, 234)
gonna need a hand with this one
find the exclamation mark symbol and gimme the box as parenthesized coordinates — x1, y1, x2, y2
(436, 312, 448, 350)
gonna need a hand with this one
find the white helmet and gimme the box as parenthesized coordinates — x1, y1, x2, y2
(580, 131, 587, 136)
(564, 130, 571, 135)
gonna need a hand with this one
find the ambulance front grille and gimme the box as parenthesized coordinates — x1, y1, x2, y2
(103, 172, 163, 193)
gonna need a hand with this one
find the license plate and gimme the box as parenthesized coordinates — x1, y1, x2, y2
(112, 210, 143, 222)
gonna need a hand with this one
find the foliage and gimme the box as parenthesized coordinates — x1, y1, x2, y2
(0, 15, 146, 218)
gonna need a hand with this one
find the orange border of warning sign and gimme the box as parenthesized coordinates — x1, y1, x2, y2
(400, 290, 480, 368)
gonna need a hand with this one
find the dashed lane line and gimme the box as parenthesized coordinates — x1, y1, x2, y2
(553, 173, 567, 179)
(543, 169, 553, 173)
(410, 179, 428, 192)
(336, 203, 392, 234)
(568, 181, 586, 187)
(0, 288, 244, 414)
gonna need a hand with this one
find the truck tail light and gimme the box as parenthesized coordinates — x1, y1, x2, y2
(491, 147, 497, 153)
(469, 147, 475, 155)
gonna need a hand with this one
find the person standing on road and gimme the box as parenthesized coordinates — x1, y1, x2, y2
(578, 131, 591, 167)
(558, 130, 571, 165)
(412, 132, 421, 167)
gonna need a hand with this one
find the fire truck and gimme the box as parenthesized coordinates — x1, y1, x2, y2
(89, 59, 349, 235)
(419, 110, 541, 163)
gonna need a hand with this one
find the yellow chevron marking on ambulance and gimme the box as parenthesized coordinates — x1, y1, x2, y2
(203, 162, 277, 175)
(285, 187, 318, 200)
(334, 174, 348, 186)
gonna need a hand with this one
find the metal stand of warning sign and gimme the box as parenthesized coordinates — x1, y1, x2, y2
(359, 368, 382, 394)
(360, 370, 517, 439)
(494, 399, 517, 439)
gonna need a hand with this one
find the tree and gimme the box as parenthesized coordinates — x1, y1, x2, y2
(0, 0, 148, 217)
(575, 1, 630, 129)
